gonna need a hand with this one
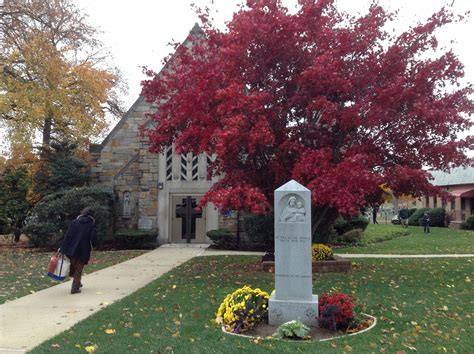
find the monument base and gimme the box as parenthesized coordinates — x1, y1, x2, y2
(268, 292, 318, 326)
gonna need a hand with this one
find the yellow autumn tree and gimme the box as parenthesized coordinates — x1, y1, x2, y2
(0, 0, 125, 158)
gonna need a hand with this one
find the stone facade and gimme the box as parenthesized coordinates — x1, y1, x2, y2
(90, 97, 155, 231)
(89, 24, 240, 244)
(90, 93, 223, 243)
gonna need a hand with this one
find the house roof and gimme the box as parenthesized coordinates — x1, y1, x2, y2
(429, 166, 474, 186)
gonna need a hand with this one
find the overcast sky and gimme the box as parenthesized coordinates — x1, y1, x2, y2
(76, 0, 474, 111)
(1, 0, 472, 156)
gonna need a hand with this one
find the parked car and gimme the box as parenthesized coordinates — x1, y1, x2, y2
(391, 215, 401, 225)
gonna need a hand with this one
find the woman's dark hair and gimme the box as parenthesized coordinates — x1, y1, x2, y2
(80, 207, 95, 217)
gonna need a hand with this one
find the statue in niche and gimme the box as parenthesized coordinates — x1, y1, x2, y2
(280, 195, 306, 223)
(123, 191, 131, 217)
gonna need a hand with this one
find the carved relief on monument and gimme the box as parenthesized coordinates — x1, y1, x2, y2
(279, 194, 306, 223)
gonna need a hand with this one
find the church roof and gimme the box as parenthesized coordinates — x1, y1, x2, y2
(91, 23, 204, 152)
(429, 166, 474, 186)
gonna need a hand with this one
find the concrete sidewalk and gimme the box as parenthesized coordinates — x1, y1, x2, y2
(0, 246, 206, 353)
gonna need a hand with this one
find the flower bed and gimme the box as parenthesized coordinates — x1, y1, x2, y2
(218, 290, 375, 342)
(262, 255, 351, 273)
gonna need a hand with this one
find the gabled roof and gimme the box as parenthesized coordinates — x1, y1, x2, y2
(429, 166, 474, 186)
(98, 95, 145, 149)
(91, 23, 204, 152)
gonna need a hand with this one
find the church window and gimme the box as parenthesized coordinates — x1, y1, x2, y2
(165, 145, 173, 181)
(180, 154, 188, 180)
(192, 155, 199, 180)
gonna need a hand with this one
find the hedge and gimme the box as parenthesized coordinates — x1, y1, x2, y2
(206, 229, 236, 249)
(23, 186, 114, 248)
(114, 229, 158, 249)
(243, 213, 274, 252)
(333, 215, 369, 236)
(461, 215, 474, 230)
(408, 208, 446, 227)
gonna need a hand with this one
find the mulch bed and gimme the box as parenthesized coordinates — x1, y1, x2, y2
(226, 316, 375, 342)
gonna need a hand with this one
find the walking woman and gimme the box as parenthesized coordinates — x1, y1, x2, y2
(59, 207, 97, 294)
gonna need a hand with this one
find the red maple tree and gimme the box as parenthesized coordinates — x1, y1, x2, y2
(142, 0, 473, 242)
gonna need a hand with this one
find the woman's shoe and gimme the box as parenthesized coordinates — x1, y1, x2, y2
(71, 282, 82, 294)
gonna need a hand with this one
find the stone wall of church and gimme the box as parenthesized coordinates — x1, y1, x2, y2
(89, 97, 158, 231)
(114, 156, 140, 230)
(137, 137, 159, 230)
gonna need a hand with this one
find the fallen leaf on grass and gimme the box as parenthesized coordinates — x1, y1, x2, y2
(84, 345, 97, 353)
(104, 328, 116, 334)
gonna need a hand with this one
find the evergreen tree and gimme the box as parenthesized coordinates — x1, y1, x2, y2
(0, 166, 31, 241)
(33, 140, 88, 199)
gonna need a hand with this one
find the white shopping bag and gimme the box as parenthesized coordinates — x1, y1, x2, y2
(47, 254, 70, 281)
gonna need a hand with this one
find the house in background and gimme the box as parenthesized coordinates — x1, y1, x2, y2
(416, 166, 474, 228)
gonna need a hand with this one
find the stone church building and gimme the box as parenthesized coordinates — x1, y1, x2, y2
(90, 25, 233, 244)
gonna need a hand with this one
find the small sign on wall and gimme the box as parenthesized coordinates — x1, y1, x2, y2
(138, 218, 153, 230)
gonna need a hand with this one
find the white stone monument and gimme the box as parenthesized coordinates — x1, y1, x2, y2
(268, 180, 318, 326)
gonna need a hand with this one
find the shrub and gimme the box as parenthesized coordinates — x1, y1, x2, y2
(23, 186, 114, 248)
(428, 208, 446, 227)
(114, 229, 157, 249)
(408, 208, 428, 226)
(22, 222, 61, 248)
(312, 243, 333, 261)
(274, 320, 310, 339)
(206, 229, 236, 249)
(407, 208, 417, 218)
(333, 215, 368, 236)
(332, 229, 363, 246)
(0, 166, 32, 239)
(408, 208, 446, 227)
(243, 213, 274, 252)
(215, 285, 269, 334)
(318, 292, 355, 330)
(461, 215, 474, 230)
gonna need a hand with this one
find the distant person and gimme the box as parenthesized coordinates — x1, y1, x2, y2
(372, 206, 379, 224)
(59, 207, 97, 294)
(399, 207, 409, 228)
(422, 212, 431, 234)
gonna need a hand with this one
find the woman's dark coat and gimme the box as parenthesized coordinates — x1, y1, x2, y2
(59, 215, 96, 264)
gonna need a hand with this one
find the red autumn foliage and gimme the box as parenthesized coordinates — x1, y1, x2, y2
(141, 0, 473, 236)
(319, 292, 355, 329)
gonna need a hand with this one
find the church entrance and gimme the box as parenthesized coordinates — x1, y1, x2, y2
(171, 195, 207, 243)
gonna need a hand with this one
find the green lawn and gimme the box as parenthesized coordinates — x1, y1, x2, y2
(0, 248, 147, 304)
(337, 224, 474, 254)
(32, 255, 473, 353)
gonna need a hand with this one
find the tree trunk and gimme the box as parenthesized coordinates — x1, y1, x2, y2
(42, 116, 52, 150)
(13, 228, 21, 242)
(311, 205, 339, 244)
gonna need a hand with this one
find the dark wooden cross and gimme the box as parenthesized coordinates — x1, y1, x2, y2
(175, 196, 202, 243)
